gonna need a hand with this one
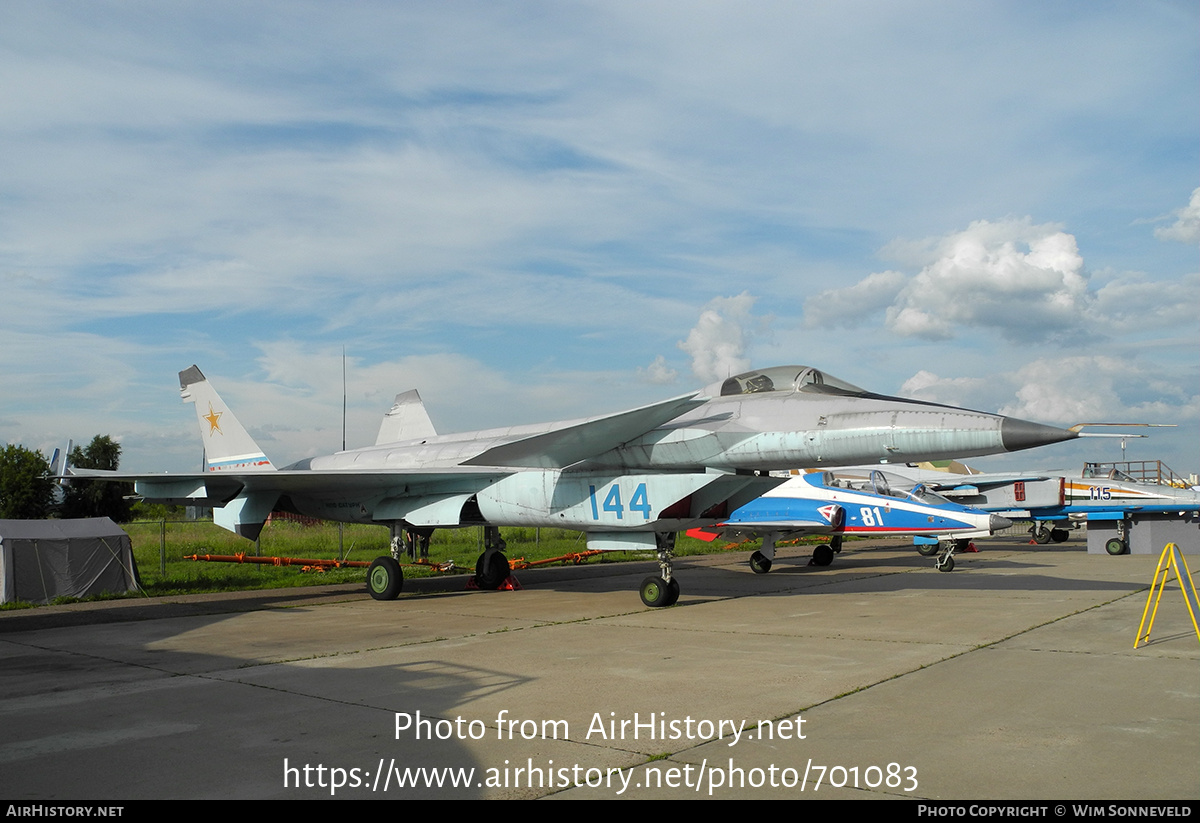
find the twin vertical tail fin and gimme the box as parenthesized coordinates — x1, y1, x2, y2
(179, 365, 276, 473)
(376, 389, 438, 445)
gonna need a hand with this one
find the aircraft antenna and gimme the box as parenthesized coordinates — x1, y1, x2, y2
(342, 346, 347, 452)
(340, 346, 347, 561)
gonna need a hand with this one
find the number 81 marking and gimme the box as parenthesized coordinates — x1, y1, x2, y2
(860, 506, 885, 526)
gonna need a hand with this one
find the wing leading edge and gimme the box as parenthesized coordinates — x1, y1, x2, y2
(461, 392, 708, 469)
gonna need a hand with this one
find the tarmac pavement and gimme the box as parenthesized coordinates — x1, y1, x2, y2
(0, 536, 1196, 800)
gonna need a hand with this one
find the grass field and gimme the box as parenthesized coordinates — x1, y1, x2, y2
(3, 518, 850, 609)
(118, 518, 762, 597)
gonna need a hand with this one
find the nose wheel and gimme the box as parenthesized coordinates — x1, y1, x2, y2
(641, 535, 680, 606)
(640, 576, 680, 607)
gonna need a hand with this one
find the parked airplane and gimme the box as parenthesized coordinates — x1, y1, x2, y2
(832, 462, 1200, 556)
(687, 469, 1010, 572)
(65, 364, 1080, 606)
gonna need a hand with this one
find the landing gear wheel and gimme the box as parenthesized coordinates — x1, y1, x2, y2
(640, 576, 673, 607)
(812, 544, 834, 567)
(1050, 529, 1069, 543)
(474, 551, 510, 590)
(749, 551, 772, 574)
(917, 542, 940, 557)
(662, 578, 681, 607)
(1105, 537, 1127, 556)
(1032, 526, 1052, 545)
(367, 556, 403, 601)
(936, 555, 955, 572)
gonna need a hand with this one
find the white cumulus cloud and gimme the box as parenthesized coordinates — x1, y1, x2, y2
(1154, 188, 1200, 244)
(899, 358, 1197, 427)
(883, 218, 1090, 341)
(999, 357, 1199, 425)
(804, 270, 907, 329)
(677, 293, 763, 383)
(637, 354, 679, 385)
(802, 217, 1194, 344)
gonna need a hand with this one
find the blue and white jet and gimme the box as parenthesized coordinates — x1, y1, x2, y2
(690, 469, 1010, 573)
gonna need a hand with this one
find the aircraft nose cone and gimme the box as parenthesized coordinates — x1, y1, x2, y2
(1000, 417, 1077, 453)
(990, 514, 1013, 532)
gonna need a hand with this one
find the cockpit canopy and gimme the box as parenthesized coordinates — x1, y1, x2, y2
(816, 470, 956, 507)
(1082, 463, 1135, 482)
(718, 366, 868, 398)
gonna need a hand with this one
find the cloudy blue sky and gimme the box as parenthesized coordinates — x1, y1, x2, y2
(3, 1, 1197, 476)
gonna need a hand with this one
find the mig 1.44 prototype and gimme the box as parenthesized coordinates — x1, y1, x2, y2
(65, 364, 1080, 606)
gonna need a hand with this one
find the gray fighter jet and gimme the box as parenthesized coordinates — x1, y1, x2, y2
(66, 364, 1078, 606)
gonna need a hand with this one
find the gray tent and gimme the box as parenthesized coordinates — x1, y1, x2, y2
(0, 518, 140, 604)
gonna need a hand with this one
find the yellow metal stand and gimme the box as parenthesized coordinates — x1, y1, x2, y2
(1135, 543, 1200, 648)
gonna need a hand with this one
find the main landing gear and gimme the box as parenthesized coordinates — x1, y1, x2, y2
(367, 526, 439, 601)
(809, 536, 842, 567)
(1031, 524, 1070, 545)
(747, 534, 843, 574)
(1105, 519, 1129, 555)
(367, 527, 412, 601)
(367, 525, 514, 601)
(474, 526, 512, 590)
(368, 555, 403, 600)
(749, 533, 776, 574)
(640, 532, 680, 607)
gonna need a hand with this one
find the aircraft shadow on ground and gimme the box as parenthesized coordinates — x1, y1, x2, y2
(0, 608, 533, 799)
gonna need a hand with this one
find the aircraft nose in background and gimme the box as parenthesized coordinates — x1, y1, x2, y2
(989, 514, 1013, 532)
(999, 417, 1078, 453)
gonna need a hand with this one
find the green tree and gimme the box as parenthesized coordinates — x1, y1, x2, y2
(0, 444, 55, 519)
(61, 435, 133, 522)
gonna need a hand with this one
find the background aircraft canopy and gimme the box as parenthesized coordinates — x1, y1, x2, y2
(718, 365, 867, 397)
(1082, 464, 1135, 482)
